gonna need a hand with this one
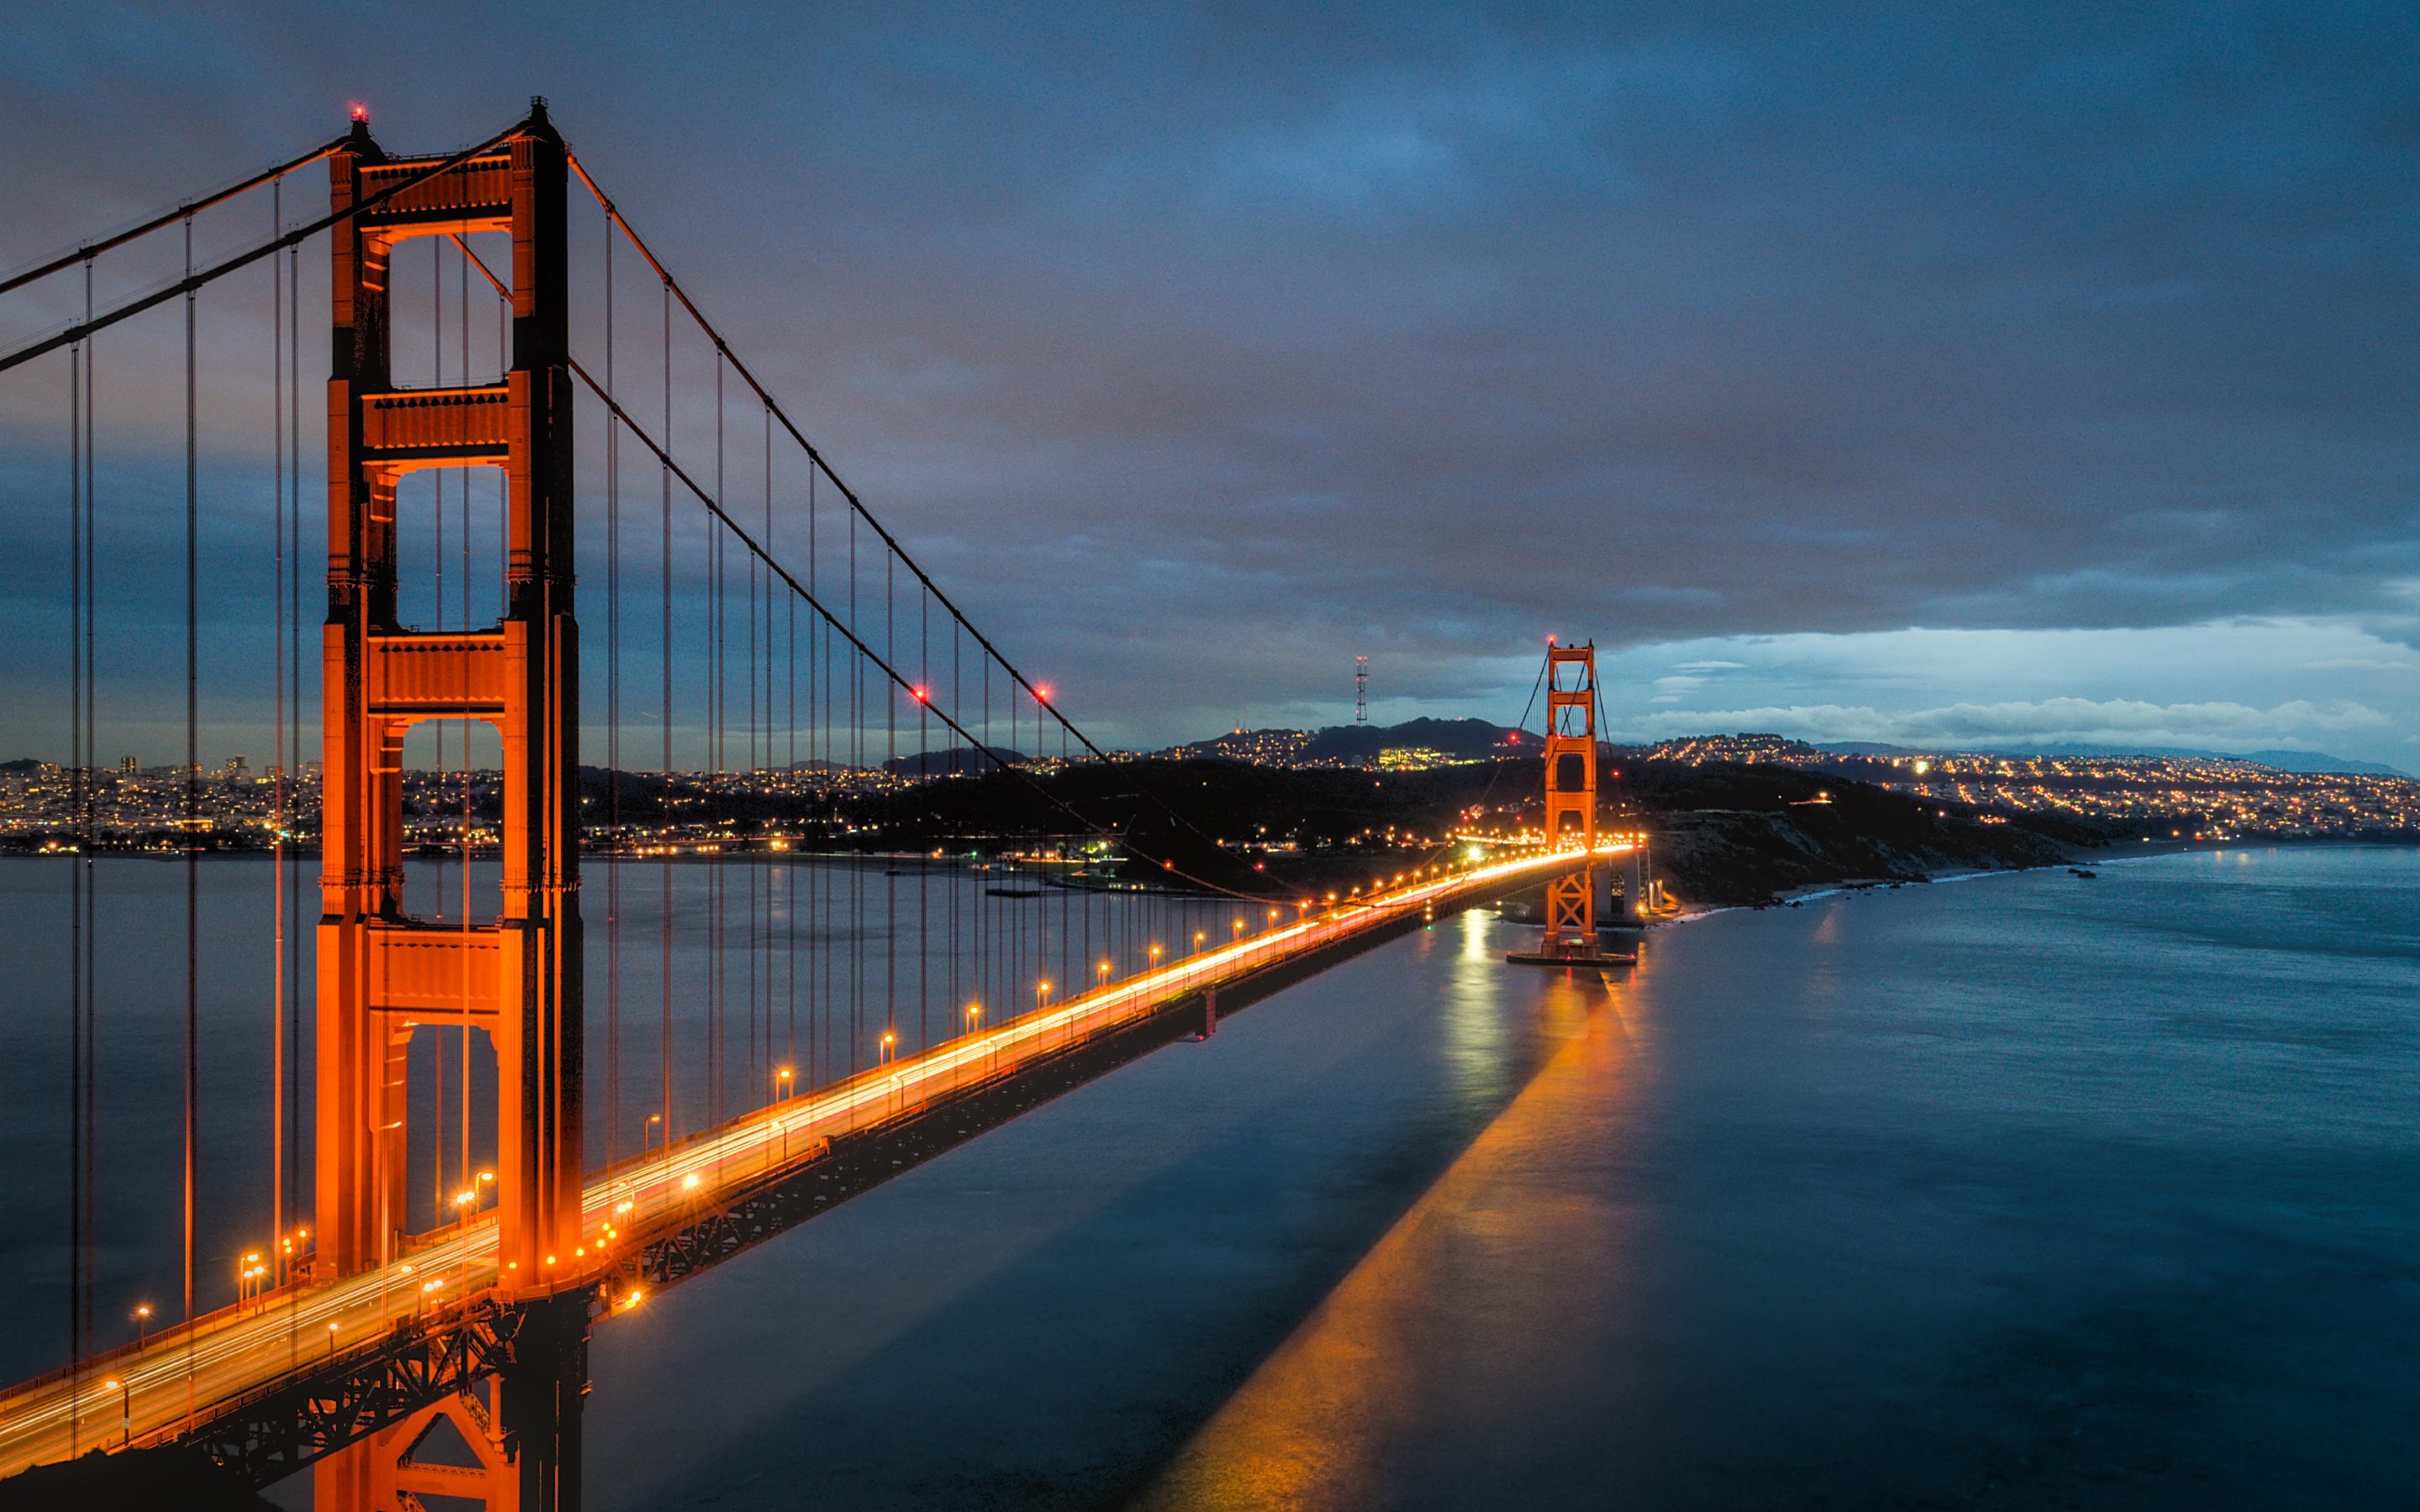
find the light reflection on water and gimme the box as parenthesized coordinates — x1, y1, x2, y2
(1132, 953, 1639, 1512)
(1438, 907, 1514, 1116)
(559, 846, 2415, 1512)
(21, 846, 2415, 1509)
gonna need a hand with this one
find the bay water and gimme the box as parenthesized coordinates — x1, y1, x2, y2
(2, 846, 2412, 1506)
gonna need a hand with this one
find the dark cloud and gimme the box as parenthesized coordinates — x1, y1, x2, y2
(1, 1, 2414, 753)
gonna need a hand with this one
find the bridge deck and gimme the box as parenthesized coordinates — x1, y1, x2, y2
(0, 846, 1605, 1478)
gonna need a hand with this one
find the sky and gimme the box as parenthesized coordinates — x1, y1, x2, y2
(0, 2, 2414, 768)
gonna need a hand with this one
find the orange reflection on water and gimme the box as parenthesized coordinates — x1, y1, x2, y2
(1134, 950, 1649, 1512)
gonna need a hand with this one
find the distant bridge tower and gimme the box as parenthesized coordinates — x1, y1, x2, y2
(317, 102, 582, 1295)
(1539, 640, 1598, 950)
(1355, 654, 1369, 724)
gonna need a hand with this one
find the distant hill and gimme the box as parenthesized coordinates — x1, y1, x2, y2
(1300, 717, 1524, 764)
(880, 745, 1026, 777)
(1160, 717, 1523, 766)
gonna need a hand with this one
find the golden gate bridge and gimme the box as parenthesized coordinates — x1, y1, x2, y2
(0, 101, 1619, 1509)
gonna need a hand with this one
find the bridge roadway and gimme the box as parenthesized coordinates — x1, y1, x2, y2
(0, 843, 1608, 1478)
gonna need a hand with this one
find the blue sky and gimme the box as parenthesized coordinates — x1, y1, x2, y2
(0, 3, 2413, 767)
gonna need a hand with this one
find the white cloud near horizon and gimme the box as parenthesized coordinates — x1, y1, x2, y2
(1581, 617, 2418, 766)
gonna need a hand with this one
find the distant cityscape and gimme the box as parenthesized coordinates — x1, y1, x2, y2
(2, 721, 2412, 852)
(1634, 733, 2419, 842)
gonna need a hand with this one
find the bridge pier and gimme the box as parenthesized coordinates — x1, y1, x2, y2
(311, 1292, 587, 1512)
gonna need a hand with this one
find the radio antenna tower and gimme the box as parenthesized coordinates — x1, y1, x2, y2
(1355, 655, 1369, 724)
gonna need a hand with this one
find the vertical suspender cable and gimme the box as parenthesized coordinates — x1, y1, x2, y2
(706, 353, 716, 1131)
(810, 464, 823, 1092)
(456, 240, 470, 1210)
(432, 237, 445, 1225)
(182, 211, 199, 1424)
(886, 554, 895, 1049)
(606, 207, 621, 1166)
(80, 256, 99, 1376)
(269, 177, 286, 1293)
(744, 381, 757, 1102)
(659, 279, 672, 1144)
(285, 239, 302, 1285)
(763, 404, 774, 1084)
(782, 405, 796, 1074)
(949, 622, 959, 1037)
(848, 505, 859, 1074)
(66, 319, 84, 1450)
(918, 588, 928, 1053)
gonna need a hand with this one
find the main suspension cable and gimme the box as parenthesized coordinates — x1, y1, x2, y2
(1, 120, 526, 375)
(563, 153, 1107, 763)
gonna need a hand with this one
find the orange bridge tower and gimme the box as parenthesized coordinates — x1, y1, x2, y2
(316, 102, 582, 1293)
(1539, 641, 1599, 949)
(1505, 639, 1607, 967)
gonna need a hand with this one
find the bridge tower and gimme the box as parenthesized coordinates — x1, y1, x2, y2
(317, 102, 581, 1292)
(1539, 641, 1598, 951)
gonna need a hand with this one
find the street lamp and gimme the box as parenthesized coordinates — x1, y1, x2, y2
(278, 1225, 312, 1284)
(1192, 931, 1205, 955)
(644, 1113, 662, 1150)
(880, 1030, 897, 1066)
(1097, 959, 1111, 990)
(133, 1304, 151, 1347)
(776, 1065, 794, 1100)
(965, 1001, 981, 1032)
(1149, 942, 1161, 969)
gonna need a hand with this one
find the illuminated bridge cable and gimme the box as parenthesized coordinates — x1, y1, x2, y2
(0, 120, 525, 376)
(0, 135, 346, 297)
(469, 209, 1268, 895)
(565, 360, 1251, 897)
(564, 154, 1104, 766)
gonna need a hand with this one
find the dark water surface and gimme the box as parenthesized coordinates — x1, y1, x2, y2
(565, 845, 2417, 1510)
(0, 850, 1242, 1373)
(4, 847, 2412, 1506)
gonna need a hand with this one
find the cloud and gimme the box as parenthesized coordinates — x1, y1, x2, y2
(0, 6, 2415, 760)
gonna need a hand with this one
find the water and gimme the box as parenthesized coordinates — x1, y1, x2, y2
(0, 850, 1243, 1371)
(568, 844, 2419, 1509)
(5, 846, 2415, 1505)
